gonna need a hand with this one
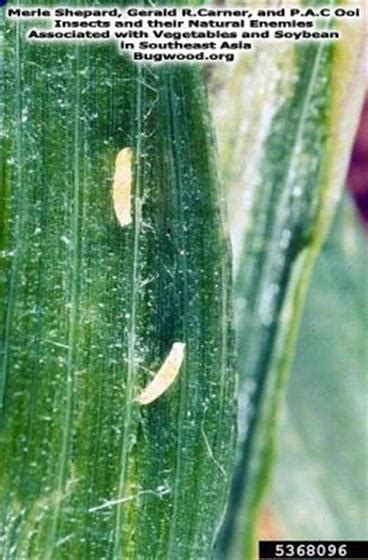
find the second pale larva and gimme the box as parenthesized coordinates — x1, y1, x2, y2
(112, 147, 133, 227)
(135, 342, 186, 405)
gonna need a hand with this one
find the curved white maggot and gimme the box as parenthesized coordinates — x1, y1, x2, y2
(135, 342, 186, 405)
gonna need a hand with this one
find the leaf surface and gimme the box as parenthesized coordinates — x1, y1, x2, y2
(0, 4, 236, 558)
(271, 198, 367, 540)
(212, 1, 366, 557)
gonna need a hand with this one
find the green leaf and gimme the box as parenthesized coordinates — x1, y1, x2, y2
(0, 5, 236, 559)
(270, 198, 367, 540)
(213, 1, 366, 557)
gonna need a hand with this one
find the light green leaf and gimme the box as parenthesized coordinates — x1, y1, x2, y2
(270, 198, 367, 540)
(213, 1, 366, 557)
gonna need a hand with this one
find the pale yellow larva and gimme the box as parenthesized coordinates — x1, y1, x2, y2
(112, 147, 133, 227)
(135, 342, 186, 405)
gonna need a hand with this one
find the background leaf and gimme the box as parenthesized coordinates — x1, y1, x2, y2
(268, 197, 367, 540)
(213, 1, 366, 557)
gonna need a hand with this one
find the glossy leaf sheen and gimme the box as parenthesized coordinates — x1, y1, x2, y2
(213, 0, 366, 557)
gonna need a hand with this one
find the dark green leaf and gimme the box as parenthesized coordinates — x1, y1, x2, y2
(0, 5, 236, 558)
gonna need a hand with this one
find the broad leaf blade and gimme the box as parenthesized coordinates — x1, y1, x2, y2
(0, 5, 236, 559)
